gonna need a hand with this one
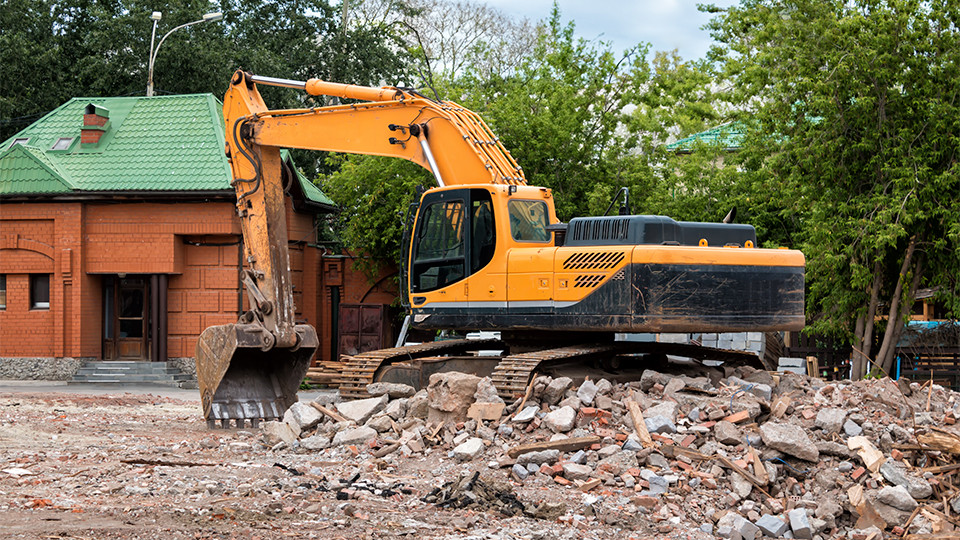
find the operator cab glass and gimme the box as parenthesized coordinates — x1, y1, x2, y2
(412, 189, 496, 293)
(508, 199, 550, 242)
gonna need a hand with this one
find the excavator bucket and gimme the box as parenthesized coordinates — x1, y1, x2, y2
(196, 323, 319, 428)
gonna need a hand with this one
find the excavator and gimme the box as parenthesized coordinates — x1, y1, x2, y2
(195, 70, 805, 427)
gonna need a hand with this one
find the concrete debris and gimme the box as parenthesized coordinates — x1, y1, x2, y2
(365, 382, 416, 399)
(22, 358, 960, 539)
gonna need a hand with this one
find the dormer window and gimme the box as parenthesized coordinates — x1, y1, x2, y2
(8, 137, 28, 149)
(52, 137, 73, 151)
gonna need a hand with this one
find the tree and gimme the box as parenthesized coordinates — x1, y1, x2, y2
(0, 0, 409, 143)
(705, 0, 960, 377)
(451, 5, 648, 221)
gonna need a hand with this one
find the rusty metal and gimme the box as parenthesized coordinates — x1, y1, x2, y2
(490, 344, 620, 400)
(337, 338, 503, 399)
(196, 322, 318, 427)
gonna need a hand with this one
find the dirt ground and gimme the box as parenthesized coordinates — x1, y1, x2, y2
(0, 391, 686, 540)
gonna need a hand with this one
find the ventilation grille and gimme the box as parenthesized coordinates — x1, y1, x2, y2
(563, 251, 626, 270)
(569, 218, 631, 243)
(574, 275, 605, 288)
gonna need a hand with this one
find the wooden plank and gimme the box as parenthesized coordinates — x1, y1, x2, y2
(624, 396, 655, 448)
(507, 436, 602, 459)
(308, 402, 348, 424)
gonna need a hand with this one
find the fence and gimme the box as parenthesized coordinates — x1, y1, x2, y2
(783, 332, 851, 381)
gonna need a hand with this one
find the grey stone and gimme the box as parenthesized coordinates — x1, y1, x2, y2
(595, 394, 614, 410)
(261, 421, 299, 446)
(730, 473, 753, 499)
(728, 376, 772, 401)
(734, 516, 761, 540)
(569, 449, 586, 464)
(299, 435, 331, 451)
(879, 461, 933, 500)
(843, 419, 863, 437)
(365, 382, 416, 398)
(644, 415, 677, 434)
(837, 461, 854, 473)
(516, 449, 560, 466)
(332, 426, 377, 446)
(645, 452, 670, 470)
(281, 409, 303, 438)
(577, 379, 599, 406)
(714, 420, 743, 446)
(558, 395, 581, 410)
(759, 422, 819, 462)
(622, 437, 643, 452)
(645, 401, 679, 422)
(512, 405, 540, 423)
(640, 369, 669, 392)
(717, 525, 740, 540)
(543, 377, 573, 405)
(756, 514, 788, 537)
(789, 508, 813, 539)
(814, 408, 847, 434)
(562, 463, 594, 481)
(365, 414, 393, 433)
(951, 493, 960, 515)
(511, 463, 530, 480)
(287, 402, 323, 430)
(663, 377, 686, 396)
(595, 378, 613, 395)
(598, 444, 620, 458)
(384, 398, 407, 420)
(406, 390, 429, 419)
(336, 395, 388, 425)
(453, 437, 485, 461)
(543, 406, 576, 433)
(688, 407, 702, 422)
(878, 484, 918, 512)
(474, 377, 504, 404)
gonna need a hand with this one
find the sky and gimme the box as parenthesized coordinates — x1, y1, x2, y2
(481, 0, 738, 62)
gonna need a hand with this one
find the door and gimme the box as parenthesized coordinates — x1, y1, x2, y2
(103, 276, 151, 360)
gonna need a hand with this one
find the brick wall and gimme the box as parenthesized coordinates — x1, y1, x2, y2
(1, 198, 325, 363)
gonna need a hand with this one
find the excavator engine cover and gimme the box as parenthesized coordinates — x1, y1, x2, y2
(196, 323, 319, 427)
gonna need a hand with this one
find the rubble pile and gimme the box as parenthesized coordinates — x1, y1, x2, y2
(265, 367, 960, 538)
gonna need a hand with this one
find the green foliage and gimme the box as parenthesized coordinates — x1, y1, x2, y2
(705, 0, 960, 337)
(321, 154, 434, 276)
(450, 6, 648, 221)
(0, 0, 409, 141)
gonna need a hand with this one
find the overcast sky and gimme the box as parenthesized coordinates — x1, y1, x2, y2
(481, 0, 738, 61)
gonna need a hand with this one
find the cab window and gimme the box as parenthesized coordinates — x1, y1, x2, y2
(413, 199, 465, 292)
(508, 200, 549, 242)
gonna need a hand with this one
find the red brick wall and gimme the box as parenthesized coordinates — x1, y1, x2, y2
(0, 198, 325, 362)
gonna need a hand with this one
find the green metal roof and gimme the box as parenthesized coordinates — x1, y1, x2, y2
(0, 144, 76, 194)
(0, 94, 333, 210)
(666, 122, 745, 152)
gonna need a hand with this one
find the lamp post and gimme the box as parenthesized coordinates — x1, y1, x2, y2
(146, 11, 223, 97)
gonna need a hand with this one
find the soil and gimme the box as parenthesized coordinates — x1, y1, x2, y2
(0, 391, 675, 540)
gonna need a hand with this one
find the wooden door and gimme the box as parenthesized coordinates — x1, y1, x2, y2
(103, 276, 151, 360)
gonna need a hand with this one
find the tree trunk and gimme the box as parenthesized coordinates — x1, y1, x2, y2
(852, 314, 865, 380)
(858, 264, 883, 378)
(876, 237, 919, 375)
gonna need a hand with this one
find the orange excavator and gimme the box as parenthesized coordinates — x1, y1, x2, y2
(196, 70, 805, 427)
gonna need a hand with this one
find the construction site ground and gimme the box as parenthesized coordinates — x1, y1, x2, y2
(0, 385, 617, 540)
(3, 364, 960, 540)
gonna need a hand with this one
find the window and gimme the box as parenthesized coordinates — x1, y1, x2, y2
(0, 275, 5, 309)
(413, 199, 466, 292)
(8, 137, 29, 149)
(51, 137, 73, 151)
(30, 274, 50, 310)
(508, 200, 550, 242)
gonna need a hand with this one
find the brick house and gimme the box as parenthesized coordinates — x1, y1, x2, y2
(0, 94, 398, 379)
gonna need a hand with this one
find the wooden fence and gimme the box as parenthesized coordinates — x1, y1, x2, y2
(897, 347, 960, 390)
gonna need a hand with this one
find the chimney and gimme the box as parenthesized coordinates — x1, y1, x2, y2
(81, 103, 110, 145)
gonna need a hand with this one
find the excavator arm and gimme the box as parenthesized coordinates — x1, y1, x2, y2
(197, 71, 525, 427)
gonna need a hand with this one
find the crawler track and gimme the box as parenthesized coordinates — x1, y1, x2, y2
(490, 344, 620, 400)
(337, 338, 502, 399)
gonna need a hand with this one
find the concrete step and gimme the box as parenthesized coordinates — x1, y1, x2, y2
(69, 361, 194, 387)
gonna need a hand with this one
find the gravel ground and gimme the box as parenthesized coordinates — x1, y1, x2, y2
(0, 389, 673, 540)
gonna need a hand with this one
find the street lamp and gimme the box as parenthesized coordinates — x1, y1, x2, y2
(146, 11, 223, 97)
